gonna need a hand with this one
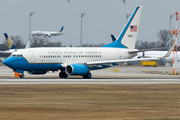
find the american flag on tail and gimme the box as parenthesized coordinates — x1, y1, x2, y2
(130, 25, 137, 32)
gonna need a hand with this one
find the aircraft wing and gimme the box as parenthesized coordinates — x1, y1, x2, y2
(60, 57, 158, 68)
(86, 57, 158, 67)
(161, 43, 175, 58)
(0, 49, 17, 54)
(86, 44, 174, 67)
(0, 51, 12, 53)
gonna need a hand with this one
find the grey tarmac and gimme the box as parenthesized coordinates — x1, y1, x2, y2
(0, 78, 180, 84)
(0, 65, 180, 84)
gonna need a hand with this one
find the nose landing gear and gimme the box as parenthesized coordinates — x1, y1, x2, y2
(19, 73, 25, 78)
(14, 72, 25, 78)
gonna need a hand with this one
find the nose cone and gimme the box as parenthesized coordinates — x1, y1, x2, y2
(4, 58, 11, 67)
(3, 57, 15, 69)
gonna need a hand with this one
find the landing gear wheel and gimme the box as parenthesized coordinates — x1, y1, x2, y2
(19, 73, 24, 78)
(83, 73, 92, 79)
(59, 71, 68, 78)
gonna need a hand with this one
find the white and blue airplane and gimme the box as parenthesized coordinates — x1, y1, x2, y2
(31, 26, 64, 38)
(2, 6, 172, 78)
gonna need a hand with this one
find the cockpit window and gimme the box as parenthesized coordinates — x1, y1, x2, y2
(11, 54, 23, 58)
(11, 55, 16, 57)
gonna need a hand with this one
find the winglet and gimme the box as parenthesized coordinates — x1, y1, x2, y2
(162, 43, 175, 58)
(4, 33, 17, 49)
(59, 26, 64, 32)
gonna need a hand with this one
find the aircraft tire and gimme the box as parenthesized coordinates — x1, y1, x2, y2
(59, 72, 64, 78)
(59, 72, 68, 78)
(19, 73, 24, 78)
(63, 72, 68, 78)
(83, 73, 92, 79)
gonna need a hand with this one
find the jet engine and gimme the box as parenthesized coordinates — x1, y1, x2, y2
(28, 71, 47, 74)
(65, 64, 88, 75)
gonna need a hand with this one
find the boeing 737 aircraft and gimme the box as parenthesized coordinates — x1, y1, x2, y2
(31, 26, 64, 38)
(3, 6, 172, 78)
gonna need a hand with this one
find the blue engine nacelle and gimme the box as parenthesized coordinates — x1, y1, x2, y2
(28, 71, 47, 74)
(65, 64, 88, 75)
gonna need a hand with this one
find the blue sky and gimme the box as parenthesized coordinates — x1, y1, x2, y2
(0, 0, 180, 46)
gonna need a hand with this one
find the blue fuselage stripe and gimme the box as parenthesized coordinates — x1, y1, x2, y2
(4, 57, 63, 71)
(4, 56, 117, 72)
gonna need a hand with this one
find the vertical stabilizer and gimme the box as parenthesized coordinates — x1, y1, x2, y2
(25, 41, 30, 49)
(103, 6, 142, 49)
(4, 33, 17, 49)
(59, 26, 64, 32)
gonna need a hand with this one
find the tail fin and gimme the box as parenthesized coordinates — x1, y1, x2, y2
(4, 33, 17, 49)
(59, 26, 64, 32)
(25, 41, 30, 49)
(103, 6, 142, 49)
(110, 34, 117, 42)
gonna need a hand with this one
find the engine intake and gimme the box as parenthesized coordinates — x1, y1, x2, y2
(65, 64, 88, 75)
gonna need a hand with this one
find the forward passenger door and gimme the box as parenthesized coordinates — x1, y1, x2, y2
(29, 51, 35, 63)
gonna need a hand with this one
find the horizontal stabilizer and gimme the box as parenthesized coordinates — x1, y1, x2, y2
(129, 47, 168, 54)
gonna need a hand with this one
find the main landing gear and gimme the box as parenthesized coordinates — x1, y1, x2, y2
(59, 71, 92, 79)
(59, 71, 68, 78)
(83, 72, 92, 79)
